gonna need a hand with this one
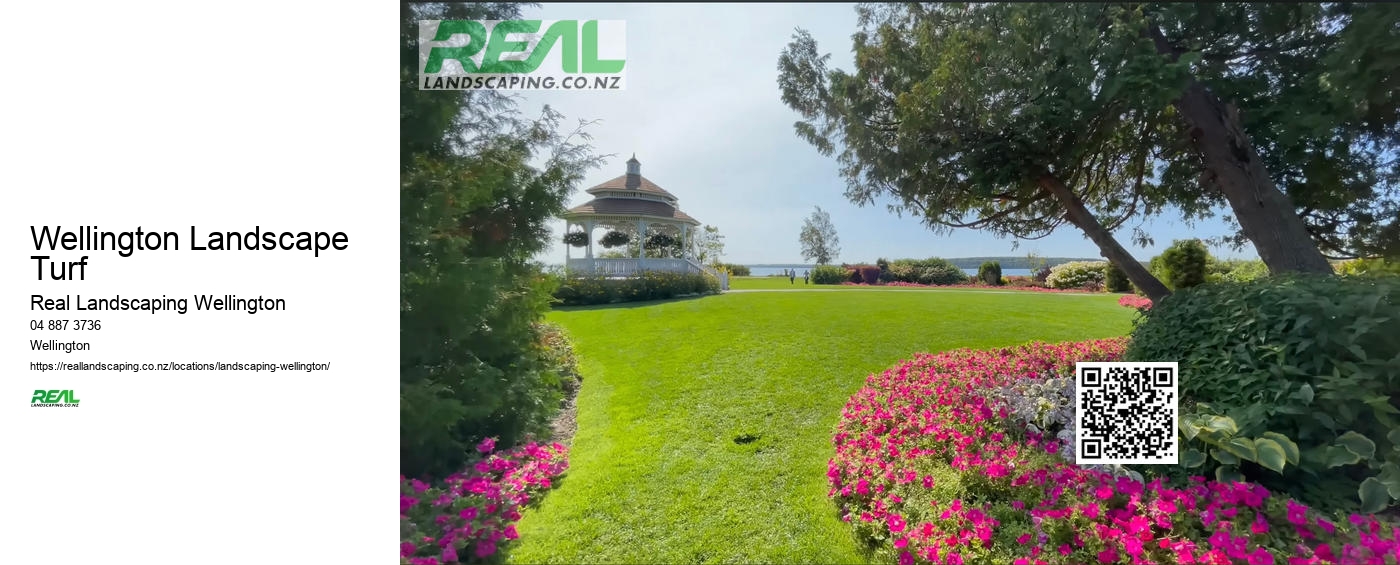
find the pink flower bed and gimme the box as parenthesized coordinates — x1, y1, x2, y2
(829, 339, 1398, 564)
(840, 281, 1095, 293)
(400, 439, 568, 564)
(1119, 295, 1153, 310)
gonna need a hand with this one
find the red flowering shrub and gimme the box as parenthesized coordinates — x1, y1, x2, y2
(829, 339, 1400, 564)
(1118, 295, 1153, 310)
(400, 440, 568, 564)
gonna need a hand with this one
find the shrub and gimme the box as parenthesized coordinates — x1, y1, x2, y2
(1124, 275, 1400, 513)
(881, 257, 968, 286)
(552, 272, 720, 306)
(847, 264, 880, 285)
(1044, 260, 1108, 290)
(811, 264, 848, 285)
(1337, 258, 1400, 277)
(830, 338, 1400, 565)
(1004, 275, 1045, 288)
(1033, 266, 1052, 283)
(717, 263, 751, 276)
(842, 264, 863, 283)
(1104, 262, 1131, 292)
(876, 258, 893, 282)
(1159, 239, 1210, 289)
(1218, 258, 1269, 283)
(977, 261, 1003, 286)
(400, 440, 569, 564)
(535, 322, 580, 399)
(599, 230, 630, 248)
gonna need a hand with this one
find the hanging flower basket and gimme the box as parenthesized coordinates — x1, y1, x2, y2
(562, 231, 589, 247)
(599, 230, 631, 248)
(644, 234, 677, 250)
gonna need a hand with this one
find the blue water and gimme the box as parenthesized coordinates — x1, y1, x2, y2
(745, 266, 1034, 277)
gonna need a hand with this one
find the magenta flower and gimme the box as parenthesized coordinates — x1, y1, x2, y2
(476, 437, 497, 454)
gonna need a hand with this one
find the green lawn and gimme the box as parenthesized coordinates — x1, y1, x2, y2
(509, 289, 1136, 564)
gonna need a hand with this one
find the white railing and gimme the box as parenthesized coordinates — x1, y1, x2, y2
(687, 259, 729, 291)
(565, 257, 729, 290)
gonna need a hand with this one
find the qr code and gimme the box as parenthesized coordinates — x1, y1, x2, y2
(1075, 362, 1179, 465)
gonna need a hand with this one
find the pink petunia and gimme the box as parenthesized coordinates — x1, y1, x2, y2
(476, 437, 497, 454)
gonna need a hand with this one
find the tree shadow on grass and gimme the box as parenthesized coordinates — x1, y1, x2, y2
(550, 292, 717, 312)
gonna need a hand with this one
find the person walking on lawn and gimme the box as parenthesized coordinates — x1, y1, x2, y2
(789, 270, 796, 284)
(804, 270, 809, 284)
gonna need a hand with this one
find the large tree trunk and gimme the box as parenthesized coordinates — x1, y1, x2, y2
(1147, 26, 1334, 275)
(1038, 173, 1173, 303)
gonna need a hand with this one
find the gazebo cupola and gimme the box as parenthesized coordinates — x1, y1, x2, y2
(560, 154, 724, 287)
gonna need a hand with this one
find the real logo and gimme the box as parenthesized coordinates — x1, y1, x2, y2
(32, 389, 80, 407)
(418, 20, 626, 91)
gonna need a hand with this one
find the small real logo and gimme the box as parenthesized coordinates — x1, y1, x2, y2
(31, 389, 80, 408)
(418, 19, 626, 91)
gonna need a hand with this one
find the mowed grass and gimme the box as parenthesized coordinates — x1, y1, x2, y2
(730, 275, 814, 289)
(509, 289, 1136, 564)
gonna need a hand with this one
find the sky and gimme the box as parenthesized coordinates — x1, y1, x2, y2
(517, 3, 1260, 266)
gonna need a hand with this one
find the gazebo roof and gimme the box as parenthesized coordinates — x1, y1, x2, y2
(563, 198, 699, 225)
(583, 174, 677, 200)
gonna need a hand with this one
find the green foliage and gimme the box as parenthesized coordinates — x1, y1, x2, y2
(536, 321, 581, 398)
(778, 4, 1202, 253)
(978, 261, 1004, 286)
(717, 263, 750, 277)
(552, 272, 720, 306)
(399, 1, 600, 479)
(694, 224, 726, 266)
(810, 264, 848, 285)
(1125, 275, 1400, 512)
(798, 206, 840, 265)
(1211, 258, 1270, 284)
(1149, 3, 1400, 259)
(1159, 239, 1211, 289)
(644, 233, 678, 253)
(1104, 263, 1132, 292)
(1338, 258, 1400, 277)
(1172, 404, 1300, 485)
(599, 230, 630, 249)
(881, 257, 969, 286)
(1045, 261, 1108, 290)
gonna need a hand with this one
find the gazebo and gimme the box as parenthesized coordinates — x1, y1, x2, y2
(561, 155, 728, 289)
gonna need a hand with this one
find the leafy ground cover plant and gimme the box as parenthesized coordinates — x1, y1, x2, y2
(1125, 275, 1400, 513)
(829, 339, 1400, 564)
(400, 440, 569, 564)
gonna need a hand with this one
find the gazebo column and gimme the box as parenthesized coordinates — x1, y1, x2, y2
(564, 221, 571, 267)
(636, 219, 647, 268)
(681, 224, 689, 260)
(585, 219, 594, 259)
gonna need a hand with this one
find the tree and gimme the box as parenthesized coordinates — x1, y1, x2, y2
(400, 2, 601, 478)
(779, 4, 1174, 301)
(694, 224, 726, 266)
(778, 3, 1400, 291)
(1144, 3, 1400, 265)
(799, 206, 840, 265)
